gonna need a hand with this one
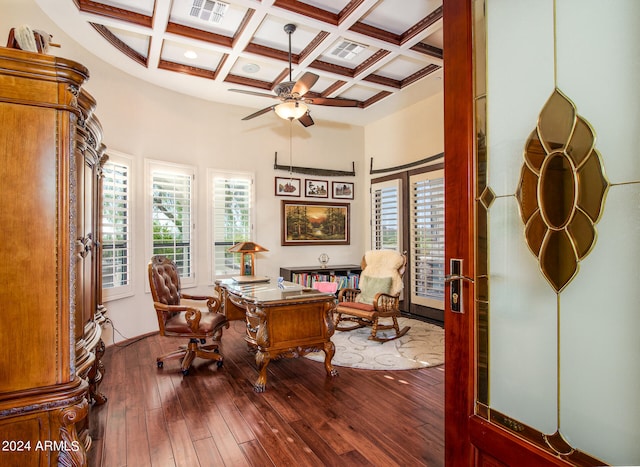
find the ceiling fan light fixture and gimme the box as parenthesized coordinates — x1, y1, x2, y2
(275, 101, 308, 121)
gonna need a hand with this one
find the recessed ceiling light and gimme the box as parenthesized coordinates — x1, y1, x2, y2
(242, 63, 260, 73)
(184, 50, 198, 59)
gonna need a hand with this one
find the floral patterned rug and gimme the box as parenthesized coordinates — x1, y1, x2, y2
(305, 317, 444, 370)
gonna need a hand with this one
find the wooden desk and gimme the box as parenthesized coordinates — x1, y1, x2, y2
(215, 279, 338, 392)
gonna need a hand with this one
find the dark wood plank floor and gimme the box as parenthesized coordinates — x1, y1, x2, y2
(88, 320, 444, 466)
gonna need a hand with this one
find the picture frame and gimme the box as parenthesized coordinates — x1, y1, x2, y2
(281, 200, 350, 246)
(332, 181, 354, 199)
(305, 179, 328, 198)
(274, 176, 301, 197)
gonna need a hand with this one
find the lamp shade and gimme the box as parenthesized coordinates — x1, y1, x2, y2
(274, 101, 308, 120)
(227, 241, 269, 276)
(227, 242, 269, 253)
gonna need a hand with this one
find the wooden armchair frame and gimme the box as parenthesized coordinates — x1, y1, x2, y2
(334, 250, 410, 342)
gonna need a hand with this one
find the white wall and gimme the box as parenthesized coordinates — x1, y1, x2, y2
(363, 92, 444, 243)
(2, 0, 442, 345)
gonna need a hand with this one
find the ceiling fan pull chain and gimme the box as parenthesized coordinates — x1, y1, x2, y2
(289, 119, 293, 178)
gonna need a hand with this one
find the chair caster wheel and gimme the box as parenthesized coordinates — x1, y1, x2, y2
(200, 338, 206, 344)
(216, 360, 223, 368)
(157, 361, 163, 368)
(214, 348, 220, 353)
(182, 368, 190, 376)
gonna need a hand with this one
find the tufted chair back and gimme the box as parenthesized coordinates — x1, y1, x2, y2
(149, 255, 182, 308)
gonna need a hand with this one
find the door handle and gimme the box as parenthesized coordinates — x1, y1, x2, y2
(444, 274, 475, 283)
(446, 259, 473, 313)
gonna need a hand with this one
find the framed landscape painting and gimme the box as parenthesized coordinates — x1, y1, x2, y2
(332, 181, 354, 199)
(281, 200, 350, 245)
(275, 177, 301, 197)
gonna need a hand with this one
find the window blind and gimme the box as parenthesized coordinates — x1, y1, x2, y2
(212, 174, 253, 277)
(371, 179, 401, 251)
(151, 169, 193, 280)
(410, 170, 445, 309)
(102, 159, 130, 294)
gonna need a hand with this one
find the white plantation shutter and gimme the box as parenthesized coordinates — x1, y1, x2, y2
(102, 155, 132, 299)
(211, 172, 254, 277)
(147, 161, 195, 285)
(410, 169, 445, 309)
(371, 178, 402, 251)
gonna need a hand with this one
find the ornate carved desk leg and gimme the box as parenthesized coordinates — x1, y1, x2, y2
(323, 341, 338, 377)
(323, 300, 339, 377)
(252, 304, 271, 392)
(253, 350, 271, 393)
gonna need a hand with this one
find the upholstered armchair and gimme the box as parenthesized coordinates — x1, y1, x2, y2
(334, 250, 410, 342)
(148, 255, 227, 375)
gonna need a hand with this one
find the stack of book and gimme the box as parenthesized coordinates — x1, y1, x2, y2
(290, 272, 359, 290)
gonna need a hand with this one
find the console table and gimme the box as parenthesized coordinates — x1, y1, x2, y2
(215, 279, 338, 392)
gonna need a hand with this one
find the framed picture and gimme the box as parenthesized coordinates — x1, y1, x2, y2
(281, 200, 350, 246)
(305, 179, 328, 198)
(332, 181, 354, 199)
(275, 177, 301, 197)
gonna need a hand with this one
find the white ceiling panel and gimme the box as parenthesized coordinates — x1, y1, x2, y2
(35, 0, 444, 126)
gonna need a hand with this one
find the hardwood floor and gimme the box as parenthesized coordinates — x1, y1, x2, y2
(88, 320, 444, 466)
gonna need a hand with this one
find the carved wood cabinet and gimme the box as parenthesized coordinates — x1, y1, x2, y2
(0, 46, 107, 466)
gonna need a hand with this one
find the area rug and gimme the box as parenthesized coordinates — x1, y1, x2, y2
(305, 317, 444, 370)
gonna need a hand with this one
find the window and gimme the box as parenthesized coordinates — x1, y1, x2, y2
(410, 169, 445, 309)
(102, 152, 133, 300)
(371, 178, 402, 251)
(210, 170, 254, 278)
(146, 160, 195, 287)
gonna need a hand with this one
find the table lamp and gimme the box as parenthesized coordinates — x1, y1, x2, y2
(227, 241, 269, 276)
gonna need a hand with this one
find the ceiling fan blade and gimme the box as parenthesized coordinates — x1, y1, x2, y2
(242, 105, 276, 121)
(306, 96, 361, 107)
(298, 112, 314, 127)
(229, 88, 278, 99)
(291, 72, 319, 97)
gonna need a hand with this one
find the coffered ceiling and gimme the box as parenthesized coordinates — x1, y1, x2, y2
(35, 0, 444, 126)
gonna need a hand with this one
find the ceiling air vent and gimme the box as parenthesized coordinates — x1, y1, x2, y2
(330, 40, 367, 60)
(190, 0, 228, 24)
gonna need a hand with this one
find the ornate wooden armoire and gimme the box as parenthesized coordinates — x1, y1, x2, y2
(0, 46, 107, 466)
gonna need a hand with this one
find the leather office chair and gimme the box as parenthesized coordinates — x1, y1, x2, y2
(148, 255, 227, 375)
(334, 250, 410, 342)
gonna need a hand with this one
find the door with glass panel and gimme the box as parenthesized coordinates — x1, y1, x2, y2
(444, 1, 640, 466)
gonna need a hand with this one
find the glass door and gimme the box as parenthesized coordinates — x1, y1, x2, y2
(471, 1, 640, 464)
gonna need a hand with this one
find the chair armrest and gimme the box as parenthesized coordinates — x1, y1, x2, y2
(154, 302, 202, 333)
(338, 288, 361, 303)
(372, 292, 400, 314)
(181, 293, 221, 313)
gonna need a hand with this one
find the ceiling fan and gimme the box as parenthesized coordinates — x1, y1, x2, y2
(229, 23, 360, 127)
